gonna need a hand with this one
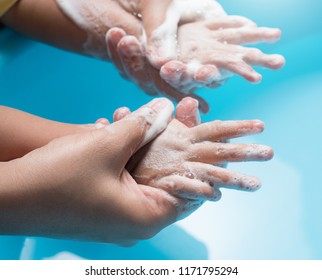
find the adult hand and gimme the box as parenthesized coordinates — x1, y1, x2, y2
(107, 19, 284, 113)
(106, 28, 211, 113)
(0, 98, 186, 245)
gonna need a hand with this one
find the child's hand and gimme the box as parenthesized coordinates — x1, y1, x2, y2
(112, 98, 274, 219)
(160, 16, 285, 93)
(106, 18, 284, 113)
(106, 27, 211, 113)
(130, 119, 273, 218)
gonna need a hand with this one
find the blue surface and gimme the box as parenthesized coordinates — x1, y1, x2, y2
(0, 0, 321, 260)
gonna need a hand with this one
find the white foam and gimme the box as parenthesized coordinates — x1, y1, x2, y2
(56, 0, 231, 91)
(135, 102, 175, 147)
(56, 0, 118, 59)
(149, 0, 226, 62)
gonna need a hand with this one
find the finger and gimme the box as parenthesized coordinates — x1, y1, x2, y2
(175, 97, 201, 127)
(95, 118, 110, 128)
(161, 61, 217, 97)
(117, 36, 145, 73)
(191, 120, 265, 142)
(106, 28, 129, 80)
(186, 93, 209, 114)
(113, 107, 131, 122)
(160, 61, 211, 113)
(105, 3, 143, 38)
(160, 61, 187, 85)
(242, 48, 286, 70)
(215, 57, 262, 83)
(220, 27, 282, 45)
(121, 98, 174, 149)
(193, 64, 229, 90)
(188, 143, 274, 164)
(117, 35, 159, 96)
(117, 36, 159, 96)
(155, 174, 222, 201)
(194, 65, 221, 84)
(107, 98, 174, 168)
(188, 162, 261, 191)
(149, 64, 210, 113)
(205, 15, 256, 30)
(142, 1, 180, 68)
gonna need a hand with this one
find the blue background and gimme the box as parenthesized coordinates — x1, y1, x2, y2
(0, 0, 321, 259)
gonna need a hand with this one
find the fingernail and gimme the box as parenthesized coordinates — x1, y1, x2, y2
(251, 73, 262, 83)
(118, 36, 141, 57)
(140, 98, 174, 147)
(107, 28, 126, 46)
(95, 122, 106, 129)
(254, 120, 264, 131)
(270, 55, 286, 68)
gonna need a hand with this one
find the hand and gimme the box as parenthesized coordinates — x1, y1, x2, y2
(129, 119, 273, 218)
(55, 0, 174, 59)
(160, 16, 285, 92)
(0, 98, 187, 245)
(106, 17, 284, 113)
(111, 98, 274, 219)
(106, 28, 211, 113)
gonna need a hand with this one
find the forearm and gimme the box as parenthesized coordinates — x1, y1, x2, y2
(1, 0, 144, 59)
(0, 156, 59, 236)
(140, 0, 172, 37)
(0, 106, 84, 161)
(1, 0, 174, 60)
(1, 0, 87, 55)
(0, 159, 33, 235)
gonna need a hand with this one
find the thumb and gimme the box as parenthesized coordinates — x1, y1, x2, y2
(175, 97, 201, 128)
(111, 98, 174, 166)
(142, 1, 179, 68)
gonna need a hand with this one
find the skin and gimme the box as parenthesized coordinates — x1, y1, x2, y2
(0, 98, 199, 162)
(0, 106, 88, 161)
(0, 98, 273, 243)
(1, 0, 285, 113)
(161, 17, 285, 92)
(113, 102, 274, 218)
(1, 0, 199, 108)
(0, 98, 177, 244)
(106, 27, 211, 112)
(106, 17, 285, 112)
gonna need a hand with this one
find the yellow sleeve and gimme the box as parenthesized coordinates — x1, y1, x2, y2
(0, 0, 18, 17)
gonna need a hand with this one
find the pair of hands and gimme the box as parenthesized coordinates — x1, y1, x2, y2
(107, 2, 285, 113)
(1, 98, 273, 245)
(56, 0, 285, 113)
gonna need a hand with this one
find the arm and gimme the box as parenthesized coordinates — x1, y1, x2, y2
(0, 98, 273, 243)
(0, 106, 86, 161)
(0, 96, 198, 162)
(0, 0, 169, 58)
(0, 98, 176, 244)
(1, 0, 87, 54)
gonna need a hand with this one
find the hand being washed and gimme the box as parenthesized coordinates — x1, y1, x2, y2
(111, 98, 274, 219)
(106, 1, 284, 112)
(55, 0, 284, 113)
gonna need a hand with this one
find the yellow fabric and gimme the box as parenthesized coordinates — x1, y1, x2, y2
(0, 0, 18, 17)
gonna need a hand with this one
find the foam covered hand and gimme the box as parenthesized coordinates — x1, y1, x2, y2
(112, 98, 273, 219)
(159, 16, 285, 93)
(0, 98, 193, 244)
(107, 1, 285, 112)
(129, 119, 273, 218)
